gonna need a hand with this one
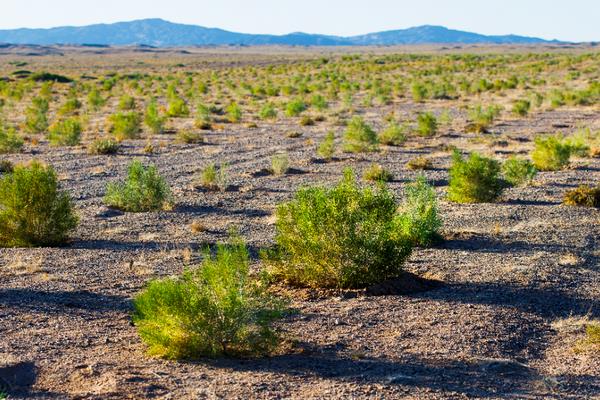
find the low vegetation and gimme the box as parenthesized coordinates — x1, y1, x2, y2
(448, 151, 503, 203)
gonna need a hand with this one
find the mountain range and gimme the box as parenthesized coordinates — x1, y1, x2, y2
(0, 19, 565, 47)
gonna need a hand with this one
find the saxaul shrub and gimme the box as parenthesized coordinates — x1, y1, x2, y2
(467, 104, 502, 133)
(416, 112, 438, 137)
(226, 102, 242, 123)
(399, 176, 442, 247)
(363, 163, 393, 182)
(194, 104, 213, 130)
(258, 103, 277, 120)
(406, 156, 433, 170)
(311, 94, 328, 111)
(108, 112, 142, 141)
(87, 88, 105, 111)
(167, 96, 190, 117)
(47, 118, 81, 146)
(317, 131, 335, 161)
(531, 134, 571, 171)
(118, 94, 136, 111)
(502, 156, 537, 186)
(448, 151, 503, 203)
(285, 98, 307, 117)
(271, 153, 289, 176)
(379, 121, 407, 146)
(176, 130, 204, 144)
(88, 138, 120, 155)
(104, 160, 172, 212)
(24, 97, 49, 134)
(0, 125, 24, 154)
(512, 99, 531, 117)
(133, 236, 285, 359)
(0, 161, 78, 247)
(264, 169, 413, 288)
(196, 163, 228, 191)
(145, 100, 166, 134)
(563, 185, 600, 208)
(58, 97, 82, 116)
(343, 116, 378, 153)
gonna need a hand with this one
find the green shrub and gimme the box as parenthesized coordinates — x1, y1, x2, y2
(317, 131, 335, 161)
(399, 176, 442, 247)
(406, 156, 433, 170)
(167, 97, 190, 117)
(176, 130, 204, 144)
(133, 237, 285, 359)
(363, 163, 393, 182)
(342, 116, 378, 153)
(87, 88, 105, 111)
(563, 185, 600, 208)
(271, 153, 289, 176)
(145, 100, 166, 135)
(195, 104, 213, 129)
(197, 163, 228, 191)
(531, 135, 571, 171)
(0, 161, 78, 247)
(258, 103, 277, 120)
(467, 105, 501, 133)
(379, 121, 407, 146)
(109, 112, 142, 141)
(104, 160, 172, 212)
(48, 118, 81, 146)
(411, 82, 427, 102)
(118, 94, 136, 111)
(512, 100, 531, 117)
(24, 97, 49, 134)
(58, 97, 82, 116)
(225, 102, 242, 123)
(448, 151, 503, 203)
(0, 160, 14, 173)
(299, 116, 314, 126)
(564, 128, 599, 158)
(88, 138, 120, 155)
(0, 125, 24, 154)
(265, 169, 413, 288)
(416, 112, 438, 137)
(502, 157, 537, 186)
(285, 99, 307, 117)
(311, 94, 328, 110)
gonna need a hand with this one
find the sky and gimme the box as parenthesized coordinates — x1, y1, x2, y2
(0, 0, 598, 42)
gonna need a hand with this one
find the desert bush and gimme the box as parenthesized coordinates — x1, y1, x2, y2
(0, 125, 24, 154)
(317, 131, 335, 161)
(411, 82, 427, 102)
(285, 99, 307, 117)
(406, 156, 433, 170)
(467, 105, 501, 133)
(502, 156, 537, 186)
(342, 116, 378, 153)
(118, 94, 136, 111)
(563, 185, 600, 208)
(416, 112, 438, 137)
(0, 160, 14, 173)
(58, 97, 82, 116)
(379, 121, 406, 146)
(258, 103, 277, 120)
(531, 135, 571, 171)
(145, 100, 166, 134)
(104, 160, 172, 212)
(399, 176, 442, 247)
(363, 163, 393, 182)
(48, 118, 81, 146)
(133, 237, 285, 359)
(197, 163, 228, 191)
(167, 97, 190, 117)
(87, 88, 105, 111)
(109, 112, 142, 141)
(448, 151, 503, 203)
(311, 94, 328, 110)
(226, 102, 242, 123)
(88, 138, 120, 155)
(564, 128, 599, 158)
(512, 100, 531, 117)
(265, 169, 413, 288)
(176, 130, 204, 144)
(0, 161, 78, 247)
(299, 116, 314, 126)
(24, 97, 49, 134)
(271, 153, 289, 176)
(195, 104, 213, 129)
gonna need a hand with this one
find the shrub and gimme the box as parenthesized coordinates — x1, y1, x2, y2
(195, 104, 213, 130)
(502, 157, 537, 186)
(167, 97, 190, 118)
(399, 176, 442, 247)
(118, 94, 136, 111)
(88, 138, 120, 155)
(0, 160, 13, 173)
(512, 100, 531, 117)
(379, 121, 406, 146)
(24, 97, 49, 134)
(58, 97, 82, 116)
(176, 130, 204, 144)
(0, 125, 24, 154)
(145, 100, 166, 135)
(363, 163, 393, 182)
(109, 112, 142, 141)
(226, 102, 242, 123)
(311, 94, 328, 110)
(104, 160, 172, 212)
(467, 105, 501, 133)
(416, 112, 438, 137)
(448, 151, 503, 203)
(563, 185, 600, 208)
(317, 131, 335, 161)
(271, 153, 289, 176)
(197, 163, 227, 191)
(299, 116, 314, 126)
(411, 82, 427, 102)
(285, 99, 307, 117)
(531, 135, 571, 171)
(342, 116, 378, 153)
(406, 156, 433, 170)
(133, 237, 284, 359)
(87, 88, 105, 111)
(564, 128, 599, 158)
(265, 169, 413, 288)
(258, 103, 277, 120)
(0, 161, 78, 247)
(48, 118, 81, 146)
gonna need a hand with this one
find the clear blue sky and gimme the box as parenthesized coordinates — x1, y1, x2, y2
(1, 0, 598, 42)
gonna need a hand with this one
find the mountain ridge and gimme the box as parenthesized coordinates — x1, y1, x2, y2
(0, 18, 566, 47)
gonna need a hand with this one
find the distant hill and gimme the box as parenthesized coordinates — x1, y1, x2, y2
(0, 19, 564, 47)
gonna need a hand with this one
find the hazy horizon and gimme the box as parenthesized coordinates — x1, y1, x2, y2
(1, 0, 598, 42)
